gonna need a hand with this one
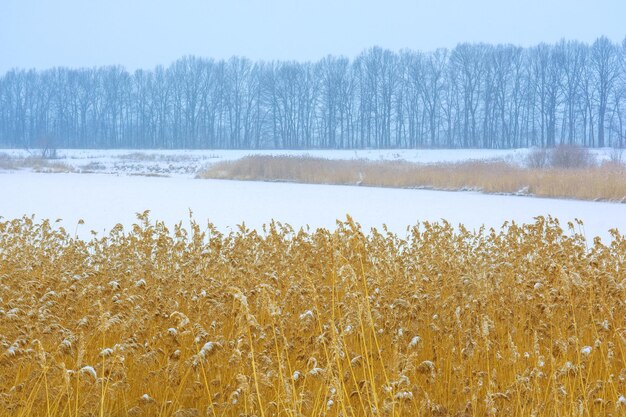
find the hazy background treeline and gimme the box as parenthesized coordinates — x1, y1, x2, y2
(1, 37, 625, 150)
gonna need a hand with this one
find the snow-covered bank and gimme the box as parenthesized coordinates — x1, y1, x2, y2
(1, 148, 619, 177)
(1, 172, 623, 243)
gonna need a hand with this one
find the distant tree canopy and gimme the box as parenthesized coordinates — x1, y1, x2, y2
(1, 37, 625, 149)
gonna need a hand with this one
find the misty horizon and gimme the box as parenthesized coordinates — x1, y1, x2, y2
(2, 35, 625, 150)
(2, 0, 625, 74)
(1, 36, 625, 75)
(2, 0, 625, 151)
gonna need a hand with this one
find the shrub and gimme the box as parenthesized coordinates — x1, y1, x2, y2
(548, 144, 595, 169)
(609, 147, 624, 165)
(524, 147, 549, 168)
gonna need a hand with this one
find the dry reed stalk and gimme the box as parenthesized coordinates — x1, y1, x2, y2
(0, 214, 625, 416)
(198, 155, 626, 202)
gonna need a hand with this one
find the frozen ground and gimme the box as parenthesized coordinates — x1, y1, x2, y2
(0, 148, 618, 177)
(1, 171, 624, 243)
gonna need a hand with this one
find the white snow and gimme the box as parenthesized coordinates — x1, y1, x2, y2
(80, 365, 97, 379)
(0, 171, 624, 243)
(308, 365, 324, 376)
(199, 341, 215, 357)
(99, 347, 114, 357)
(140, 393, 154, 403)
(1, 148, 624, 243)
(409, 336, 421, 349)
(299, 310, 315, 321)
(394, 391, 414, 400)
(6, 344, 17, 356)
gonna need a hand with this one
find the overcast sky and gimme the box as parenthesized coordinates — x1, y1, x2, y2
(1, 0, 625, 74)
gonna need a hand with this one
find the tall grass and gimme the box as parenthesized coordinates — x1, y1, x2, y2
(198, 155, 626, 202)
(1, 214, 625, 416)
(0, 154, 74, 173)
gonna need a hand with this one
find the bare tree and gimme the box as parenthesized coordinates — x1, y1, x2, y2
(591, 36, 621, 147)
(1, 37, 625, 150)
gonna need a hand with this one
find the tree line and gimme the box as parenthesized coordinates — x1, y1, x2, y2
(1, 36, 625, 150)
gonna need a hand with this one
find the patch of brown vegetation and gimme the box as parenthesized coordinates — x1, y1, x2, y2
(0, 214, 625, 416)
(198, 155, 626, 202)
(0, 155, 74, 173)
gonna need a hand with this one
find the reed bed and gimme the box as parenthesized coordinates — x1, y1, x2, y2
(0, 154, 74, 173)
(1, 214, 625, 416)
(197, 155, 626, 202)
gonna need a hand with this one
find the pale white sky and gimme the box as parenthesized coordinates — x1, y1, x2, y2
(1, 0, 624, 74)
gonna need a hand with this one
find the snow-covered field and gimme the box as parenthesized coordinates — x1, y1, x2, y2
(1, 147, 618, 177)
(1, 171, 624, 243)
(1, 148, 624, 242)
